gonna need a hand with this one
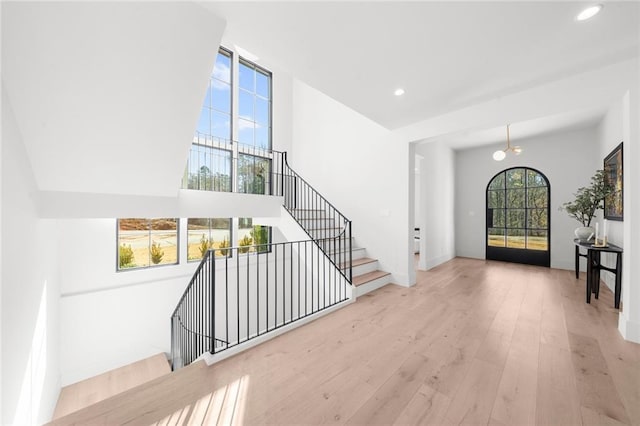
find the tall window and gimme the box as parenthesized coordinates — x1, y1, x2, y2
(187, 49, 233, 192)
(184, 48, 273, 193)
(197, 49, 231, 141)
(238, 59, 271, 150)
(117, 218, 179, 270)
(187, 218, 232, 261)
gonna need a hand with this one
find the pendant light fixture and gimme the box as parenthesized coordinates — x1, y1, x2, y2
(493, 124, 522, 161)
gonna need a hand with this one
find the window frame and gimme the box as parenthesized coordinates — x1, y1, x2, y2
(116, 218, 180, 272)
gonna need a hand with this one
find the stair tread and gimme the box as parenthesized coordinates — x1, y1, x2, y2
(340, 257, 377, 269)
(353, 270, 391, 287)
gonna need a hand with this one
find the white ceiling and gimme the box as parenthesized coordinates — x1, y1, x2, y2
(2, 2, 225, 196)
(205, 1, 640, 140)
(428, 105, 607, 149)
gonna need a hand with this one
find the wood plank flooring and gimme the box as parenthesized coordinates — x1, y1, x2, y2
(49, 258, 640, 425)
(52, 353, 171, 420)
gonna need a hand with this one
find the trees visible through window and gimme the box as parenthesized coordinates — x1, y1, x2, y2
(238, 218, 271, 253)
(487, 168, 549, 251)
(187, 218, 232, 261)
(118, 218, 178, 270)
(238, 154, 271, 194)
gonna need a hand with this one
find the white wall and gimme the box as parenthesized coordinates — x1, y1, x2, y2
(416, 142, 456, 270)
(618, 86, 640, 342)
(1, 92, 60, 425)
(56, 210, 288, 385)
(290, 80, 412, 285)
(455, 126, 600, 270)
(597, 99, 624, 293)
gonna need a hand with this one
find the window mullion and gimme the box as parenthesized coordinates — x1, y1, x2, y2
(231, 51, 240, 193)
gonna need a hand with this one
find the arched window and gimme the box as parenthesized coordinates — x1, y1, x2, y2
(486, 167, 550, 267)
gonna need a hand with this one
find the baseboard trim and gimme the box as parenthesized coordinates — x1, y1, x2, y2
(618, 313, 640, 343)
(425, 253, 455, 270)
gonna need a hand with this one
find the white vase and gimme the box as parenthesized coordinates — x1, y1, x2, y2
(575, 226, 594, 242)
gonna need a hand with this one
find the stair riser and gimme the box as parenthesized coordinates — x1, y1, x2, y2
(327, 248, 365, 263)
(351, 261, 379, 277)
(354, 274, 392, 297)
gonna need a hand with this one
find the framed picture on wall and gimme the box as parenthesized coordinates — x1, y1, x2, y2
(604, 142, 623, 221)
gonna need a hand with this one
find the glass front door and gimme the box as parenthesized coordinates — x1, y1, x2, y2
(486, 167, 550, 267)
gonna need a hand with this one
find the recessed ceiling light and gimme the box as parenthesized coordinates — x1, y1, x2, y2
(394, 88, 405, 96)
(576, 4, 603, 21)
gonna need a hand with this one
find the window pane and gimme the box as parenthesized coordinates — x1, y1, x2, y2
(527, 187, 548, 208)
(211, 111, 231, 141)
(213, 51, 231, 83)
(507, 189, 525, 208)
(238, 154, 270, 194)
(212, 218, 232, 258)
(239, 90, 254, 121)
(210, 149, 232, 192)
(492, 209, 505, 227)
(255, 97, 269, 125)
(187, 218, 231, 261)
(527, 230, 548, 251)
(256, 70, 269, 98)
(255, 125, 270, 150)
(238, 219, 271, 254)
(150, 219, 178, 265)
(238, 120, 254, 145)
(507, 209, 525, 229)
(187, 218, 210, 262)
(528, 209, 548, 229)
(489, 173, 505, 190)
(211, 82, 231, 113)
(507, 229, 525, 248)
(239, 63, 255, 92)
(506, 169, 525, 188)
(186, 148, 231, 192)
(488, 228, 505, 247)
(488, 190, 504, 208)
(196, 108, 210, 136)
(203, 82, 212, 109)
(527, 170, 546, 187)
(118, 218, 149, 269)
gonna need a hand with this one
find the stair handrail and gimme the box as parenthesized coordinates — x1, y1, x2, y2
(274, 151, 353, 283)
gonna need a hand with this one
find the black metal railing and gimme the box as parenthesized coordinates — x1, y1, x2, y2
(274, 151, 353, 284)
(182, 135, 277, 195)
(181, 138, 353, 283)
(171, 239, 351, 369)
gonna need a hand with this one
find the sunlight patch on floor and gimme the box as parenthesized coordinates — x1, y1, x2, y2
(151, 374, 250, 425)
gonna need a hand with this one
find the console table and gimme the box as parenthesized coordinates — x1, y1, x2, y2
(574, 239, 623, 309)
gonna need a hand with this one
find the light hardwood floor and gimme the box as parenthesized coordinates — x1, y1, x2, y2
(52, 353, 171, 419)
(50, 258, 640, 425)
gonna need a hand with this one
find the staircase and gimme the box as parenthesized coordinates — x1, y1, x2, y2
(288, 208, 391, 297)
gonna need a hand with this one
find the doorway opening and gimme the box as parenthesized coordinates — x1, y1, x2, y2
(486, 167, 550, 267)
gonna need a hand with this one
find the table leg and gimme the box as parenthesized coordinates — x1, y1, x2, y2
(594, 252, 601, 299)
(586, 249, 593, 304)
(615, 253, 622, 309)
(575, 246, 579, 279)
